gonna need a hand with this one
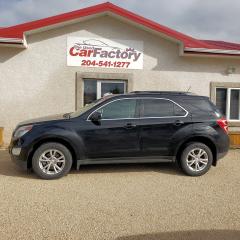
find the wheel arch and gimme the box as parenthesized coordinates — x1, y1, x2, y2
(175, 136, 217, 166)
(27, 137, 77, 169)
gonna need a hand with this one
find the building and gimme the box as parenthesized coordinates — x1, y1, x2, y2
(1, 2, 240, 145)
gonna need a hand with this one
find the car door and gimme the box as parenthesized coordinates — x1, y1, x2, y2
(81, 98, 141, 159)
(139, 98, 192, 158)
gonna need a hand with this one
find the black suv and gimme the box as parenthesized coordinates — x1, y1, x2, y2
(9, 91, 229, 179)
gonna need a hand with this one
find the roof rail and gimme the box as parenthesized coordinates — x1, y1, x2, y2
(130, 91, 195, 95)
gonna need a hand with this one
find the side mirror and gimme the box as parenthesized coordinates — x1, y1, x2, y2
(89, 111, 102, 123)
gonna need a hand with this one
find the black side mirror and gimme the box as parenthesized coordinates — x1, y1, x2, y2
(89, 111, 102, 123)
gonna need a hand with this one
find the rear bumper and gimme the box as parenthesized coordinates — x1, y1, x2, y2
(217, 150, 229, 160)
(216, 134, 230, 162)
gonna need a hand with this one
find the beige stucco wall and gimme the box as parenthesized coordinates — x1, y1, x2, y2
(0, 15, 240, 143)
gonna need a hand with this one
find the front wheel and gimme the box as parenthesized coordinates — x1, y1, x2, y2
(32, 142, 72, 180)
(180, 142, 213, 176)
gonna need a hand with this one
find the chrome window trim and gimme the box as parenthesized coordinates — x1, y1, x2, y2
(87, 97, 189, 121)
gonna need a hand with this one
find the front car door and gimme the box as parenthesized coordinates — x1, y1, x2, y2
(139, 98, 192, 159)
(80, 98, 141, 159)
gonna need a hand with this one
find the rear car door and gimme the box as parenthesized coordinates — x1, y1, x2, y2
(81, 98, 141, 159)
(139, 98, 192, 158)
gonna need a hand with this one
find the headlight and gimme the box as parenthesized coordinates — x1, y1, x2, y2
(14, 125, 33, 139)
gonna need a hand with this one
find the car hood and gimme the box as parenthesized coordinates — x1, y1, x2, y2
(17, 113, 67, 127)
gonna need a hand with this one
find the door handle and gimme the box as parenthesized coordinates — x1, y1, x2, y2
(123, 123, 137, 129)
(174, 120, 184, 126)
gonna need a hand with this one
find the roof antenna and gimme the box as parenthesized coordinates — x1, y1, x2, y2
(186, 86, 191, 93)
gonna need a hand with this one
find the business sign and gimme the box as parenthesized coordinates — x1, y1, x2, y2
(67, 37, 143, 69)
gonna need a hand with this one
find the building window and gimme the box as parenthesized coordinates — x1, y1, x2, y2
(216, 88, 240, 121)
(84, 80, 97, 105)
(76, 73, 133, 110)
(84, 79, 126, 105)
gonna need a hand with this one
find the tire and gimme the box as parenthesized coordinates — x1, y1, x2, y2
(180, 142, 213, 176)
(32, 142, 73, 180)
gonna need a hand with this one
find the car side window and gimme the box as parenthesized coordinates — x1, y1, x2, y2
(96, 99, 137, 119)
(142, 99, 186, 117)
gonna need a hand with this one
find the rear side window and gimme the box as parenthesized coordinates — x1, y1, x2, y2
(141, 99, 186, 118)
(180, 98, 217, 116)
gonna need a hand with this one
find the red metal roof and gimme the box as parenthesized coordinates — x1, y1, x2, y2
(0, 2, 239, 54)
(201, 40, 240, 50)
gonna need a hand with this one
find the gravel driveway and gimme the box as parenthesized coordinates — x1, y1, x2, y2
(0, 150, 239, 240)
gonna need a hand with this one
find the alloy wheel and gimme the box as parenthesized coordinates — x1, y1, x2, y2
(39, 149, 66, 175)
(186, 148, 209, 172)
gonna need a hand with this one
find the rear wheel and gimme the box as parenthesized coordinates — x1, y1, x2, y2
(180, 142, 213, 176)
(32, 142, 72, 180)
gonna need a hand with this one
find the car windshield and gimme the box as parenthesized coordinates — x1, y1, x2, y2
(69, 95, 113, 118)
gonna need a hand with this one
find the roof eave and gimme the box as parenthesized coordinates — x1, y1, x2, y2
(24, 12, 107, 36)
(0, 37, 26, 48)
(185, 47, 240, 55)
(183, 48, 240, 58)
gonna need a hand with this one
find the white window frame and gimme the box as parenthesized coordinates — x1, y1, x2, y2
(216, 87, 240, 122)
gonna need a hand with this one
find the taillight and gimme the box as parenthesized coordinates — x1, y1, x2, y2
(217, 118, 228, 134)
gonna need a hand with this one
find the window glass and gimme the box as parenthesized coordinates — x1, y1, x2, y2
(174, 103, 187, 116)
(101, 82, 125, 97)
(142, 99, 186, 117)
(84, 80, 97, 105)
(216, 88, 227, 116)
(70, 96, 114, 118)
(84, 80, 125, 105)
(98, 99, 137, 119)
(182, 98, 216, 117)
(230, 89, 240, 120)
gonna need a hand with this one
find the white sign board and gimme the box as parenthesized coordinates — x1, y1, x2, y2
(67, 37, 143, 69)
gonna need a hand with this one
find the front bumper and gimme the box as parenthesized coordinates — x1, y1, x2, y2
(10, 153, 28, 170)
(9, 145, 28, 170)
